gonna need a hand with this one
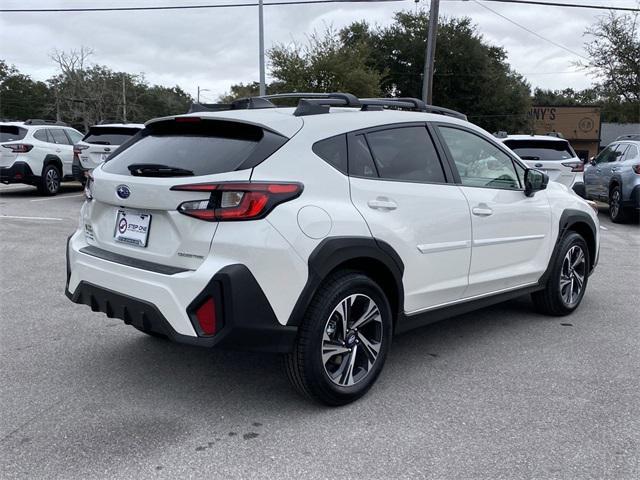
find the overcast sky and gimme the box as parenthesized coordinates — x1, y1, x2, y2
(1, 0, 637, 101)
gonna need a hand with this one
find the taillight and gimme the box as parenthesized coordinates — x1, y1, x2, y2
(171, 182, 303, 221)
(633, 165, 640, 174)
(2, 143, 33, 153)
(195, 297, 217, 336)
(84, 171, 94, 200)
(73, 144, 89, 158)
(561, 160, 584, 172)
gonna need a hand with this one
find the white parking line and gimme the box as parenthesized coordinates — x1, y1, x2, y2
(0, 215, 63, 221)
(30, 194, 84, 202)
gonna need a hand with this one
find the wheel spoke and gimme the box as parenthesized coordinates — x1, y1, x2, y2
(573, 271, 584, 289)
(357, 332, 380, 367)
(336, 297, 352, 339)
(571, 249, 584, 269)
(339, 345, 358, 386)
(322, 341, 350, 365)
(351, 298, 380, 330)
(560, 274, 572, 289)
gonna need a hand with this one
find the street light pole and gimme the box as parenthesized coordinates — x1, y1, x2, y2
(197, 86, 210, 104)
(258, 0, 266, 96)
(422, 0, 440, 104)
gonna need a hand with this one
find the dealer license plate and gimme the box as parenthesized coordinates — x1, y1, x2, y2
(114, 209, 151, 247)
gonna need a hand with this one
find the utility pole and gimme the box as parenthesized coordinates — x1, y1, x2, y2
(422, 0, 440, 104)
(258, 0, 266, 96)
(122, 75, 127, 123)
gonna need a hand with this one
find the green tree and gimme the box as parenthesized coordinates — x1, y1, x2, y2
(341, 12, 532, 132)
(267, 27, 381, 97)
(0, 60, 53, 120)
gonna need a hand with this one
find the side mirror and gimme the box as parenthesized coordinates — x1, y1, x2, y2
(589, 157, 596, 166)
(524, 168, 548, 197)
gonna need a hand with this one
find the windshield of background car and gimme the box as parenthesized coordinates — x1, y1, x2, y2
(504, 140, 575, 161)
(0, 126, 27, 142)
(83, 127, 141, 145)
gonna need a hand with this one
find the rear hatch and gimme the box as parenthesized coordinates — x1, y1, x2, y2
(85, 117, 290, 271)
(79, 126, 142, 168)
(0, 125, 28, 167)
(504, 139, 582, 187)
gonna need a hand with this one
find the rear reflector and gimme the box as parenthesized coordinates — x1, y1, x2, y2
(172, 182, 303, 221)
(633, 165, 640, 175)
(195, 298, 217, 336)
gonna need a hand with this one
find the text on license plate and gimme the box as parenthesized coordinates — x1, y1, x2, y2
(114, 210, 151, 247)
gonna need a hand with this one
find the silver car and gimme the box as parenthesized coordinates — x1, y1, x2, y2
(584, 137, 640, 222)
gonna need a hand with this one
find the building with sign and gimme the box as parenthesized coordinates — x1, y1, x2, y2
(529, 106, 601, 161)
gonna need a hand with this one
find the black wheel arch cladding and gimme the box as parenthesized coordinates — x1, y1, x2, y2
(286, 237, 405, 327)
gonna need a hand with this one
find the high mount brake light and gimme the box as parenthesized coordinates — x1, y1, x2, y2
(2, 144, 33, 153)
(171, 182, 303, 221)
(561, 160, 584, 172)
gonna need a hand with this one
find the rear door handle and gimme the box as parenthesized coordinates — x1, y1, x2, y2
(472, 205, 493, 217)
(367, 198, 397, 211)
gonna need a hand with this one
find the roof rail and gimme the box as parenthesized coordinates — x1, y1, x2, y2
(616, 133, 640, 141)
(24, 119, 68, 126)
(185, 92, 468, 121)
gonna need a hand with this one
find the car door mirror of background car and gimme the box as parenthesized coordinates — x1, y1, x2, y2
(524, 168, 549, 197)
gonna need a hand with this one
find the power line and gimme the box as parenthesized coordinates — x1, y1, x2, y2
(471, 0, 590, 60)
(0, 0, 405, 13)
(446, 0, 640, 12)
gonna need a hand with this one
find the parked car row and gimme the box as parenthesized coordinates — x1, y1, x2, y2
(0, 120, 143, 195)
(496, 132, 639, 223)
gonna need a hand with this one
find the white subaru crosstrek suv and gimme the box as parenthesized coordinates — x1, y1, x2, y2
(66, 94, 600, 405)
(499, 134, 585, 197)
(1, 120, 84, 195)
(72, 123, 144, 182)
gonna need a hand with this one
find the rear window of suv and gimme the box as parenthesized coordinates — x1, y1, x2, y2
(0, 125, 27, 142)
(503, 139, 575, 161)
(102, 119, 287, 177)
(83, 126, 142, 146)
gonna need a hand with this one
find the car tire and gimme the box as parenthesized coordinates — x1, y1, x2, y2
(37, 164, 61, 196)
(285, 271, 393, 406)
(609, 185, 628, 223)
(532, 232, 590, 316)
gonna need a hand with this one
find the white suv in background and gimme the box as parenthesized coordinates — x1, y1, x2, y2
(1, 120, 84, 195)
(66, 94, 599, 405)
(500, 134, 585, 196)
(73, 123, 144, 182)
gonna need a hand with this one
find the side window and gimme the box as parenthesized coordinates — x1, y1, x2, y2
(49, 128, 71, 145)
(365, 126, 446, 183)
(65, 129, 83, 145)
(312, 134, 347, 173)
(348, 134, 378, 178)
(595, 146, 615, 164)
(33, 129, 51, 143)
(623, 145, 639, 161)
(614, 144, 628, 161)
(439, 126, 520, 190)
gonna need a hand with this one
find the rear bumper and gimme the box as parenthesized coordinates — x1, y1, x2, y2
(72, 157, 88, 182)
(65, 234, 298, 353)
(0, 161, 36, 184)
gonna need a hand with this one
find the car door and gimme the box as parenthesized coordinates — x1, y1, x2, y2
(48, 128, 74, 175)
(601, 144, 628, 198)
(435, 124, 552, 297)
(348, 124, 472, 313)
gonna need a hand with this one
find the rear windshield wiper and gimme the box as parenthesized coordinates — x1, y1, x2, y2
(128, 163, 194, 177)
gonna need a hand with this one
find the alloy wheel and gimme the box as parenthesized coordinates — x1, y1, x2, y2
(322, 294, 383, 387)
(559, 245, 586, 307)
(610, 189, 620, 219)
(46, 168, 60, 193)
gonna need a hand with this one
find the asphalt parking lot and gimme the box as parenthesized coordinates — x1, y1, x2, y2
(0, 183, 638, 480)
